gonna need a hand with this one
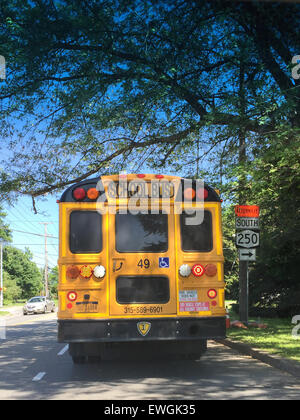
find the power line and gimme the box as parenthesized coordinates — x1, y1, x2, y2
(10, 228, 58, 239)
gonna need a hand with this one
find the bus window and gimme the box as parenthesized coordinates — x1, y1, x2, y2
(70, 211, 102, 253)
(180, 210, 213, 252)
(116, 276, 170, 304)
(115, 213, 168, 253)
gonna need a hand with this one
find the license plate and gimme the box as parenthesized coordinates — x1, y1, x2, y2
(76, 302, 98, 313)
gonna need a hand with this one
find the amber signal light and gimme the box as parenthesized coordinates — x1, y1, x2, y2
(80, 265, 93, 279)
(87, 188, 99, 200)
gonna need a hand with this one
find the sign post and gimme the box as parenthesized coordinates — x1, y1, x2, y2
(235, 205, 260, 325)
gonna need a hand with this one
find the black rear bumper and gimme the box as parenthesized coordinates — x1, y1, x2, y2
(58, 317, 226, 343)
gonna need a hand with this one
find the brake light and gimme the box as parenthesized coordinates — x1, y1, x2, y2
(184, 188, 196, 200)
(87, 188, 99, 200)
(192, 264, 205, 277)
(67, 291, 77, 302)
(205, 264, 217, 277)
(207, 289, 217, 299)
(66, 266, 80, 279)
(196, 188, 209, 200)
(73, 187, 86, 201)
(80, 265, 93, 279)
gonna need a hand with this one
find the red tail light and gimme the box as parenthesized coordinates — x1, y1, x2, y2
(196, 188, 209, 200)
(73, 187, 86, 201)
(155, 174, 164, 179)
(192, 264, 205, 277)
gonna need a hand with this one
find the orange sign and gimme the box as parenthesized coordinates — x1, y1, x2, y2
(235, 205, 260, 218)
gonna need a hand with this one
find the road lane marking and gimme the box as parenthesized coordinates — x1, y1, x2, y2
(58, 345, 69, 356)
(32, 372, 46, 382)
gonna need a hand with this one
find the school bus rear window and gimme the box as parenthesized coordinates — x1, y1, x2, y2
(180, 210, 213, 252)
(116, 276, 170, 304)
(115, 213, 168, 253)
(70, 211, 102, 254)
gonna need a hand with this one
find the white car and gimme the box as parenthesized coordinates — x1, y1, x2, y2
(23, 297, 56, 315)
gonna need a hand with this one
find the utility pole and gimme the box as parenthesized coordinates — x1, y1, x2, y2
(39, 223, 52, 297)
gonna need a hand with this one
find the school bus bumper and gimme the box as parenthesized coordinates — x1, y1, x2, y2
(58, 317, 226, 343)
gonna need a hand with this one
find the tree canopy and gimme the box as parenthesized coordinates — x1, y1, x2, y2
(0, 0, 299, 313)
(3, 246, 43, 299)
(0, 0, 299, 201)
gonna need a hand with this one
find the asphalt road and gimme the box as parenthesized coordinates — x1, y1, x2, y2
(1, 308, 300, 400)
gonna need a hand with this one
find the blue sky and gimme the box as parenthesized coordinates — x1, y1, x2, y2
(4, 195, 59, 271)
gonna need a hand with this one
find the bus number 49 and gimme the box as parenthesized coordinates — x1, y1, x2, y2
(137, 259, 150, 269)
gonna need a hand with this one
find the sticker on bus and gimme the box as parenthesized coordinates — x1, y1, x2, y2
(179, 302, 210, 312)
(179, 290, 198, 302)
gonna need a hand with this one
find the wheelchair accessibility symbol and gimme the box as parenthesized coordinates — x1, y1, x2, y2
(159, 257, 170, 268)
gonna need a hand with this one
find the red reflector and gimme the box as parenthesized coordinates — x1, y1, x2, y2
(155, 174, 164, 179)
(196, 188, 209, 200)
(67, 291, 77, 302)
(137, 174, 146, 178)
(184, 188, 196, 200)
(192, 264, 205, 277)
(67, 303, 73, 309)
(207, 289, 217, 299)
(73, 187, 86, 201)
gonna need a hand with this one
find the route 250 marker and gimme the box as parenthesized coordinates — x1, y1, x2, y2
(235, 205, 260, 262)
(235, 205, 260, 324)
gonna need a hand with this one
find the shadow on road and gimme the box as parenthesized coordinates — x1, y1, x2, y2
(1, 320, 300, 400)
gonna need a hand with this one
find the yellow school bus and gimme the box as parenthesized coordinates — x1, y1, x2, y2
(57, 174, 226, 363)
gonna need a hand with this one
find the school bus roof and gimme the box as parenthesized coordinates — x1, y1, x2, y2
(59, 174, 221, 203)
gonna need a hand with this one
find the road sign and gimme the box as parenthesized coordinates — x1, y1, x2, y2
(235, 205, 260, 218)
(236, 229, 260, 248)
(236, 217, 260, 230)
(239, 248, 256, 261)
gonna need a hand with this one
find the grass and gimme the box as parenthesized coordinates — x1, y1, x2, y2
(226, 301, 300, 362)
(0, 311, 10, 316)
